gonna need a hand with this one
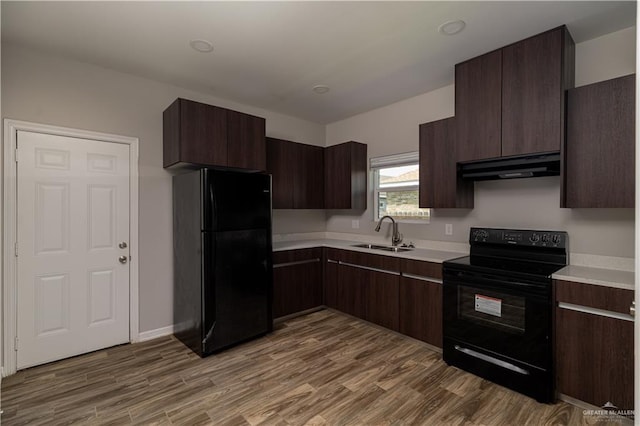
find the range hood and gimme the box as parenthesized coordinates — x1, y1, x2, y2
(459, 152, 560, 181)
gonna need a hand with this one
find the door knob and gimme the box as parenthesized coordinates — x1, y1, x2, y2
(119, 255, 128, 264)
(119, 242, 128, 249)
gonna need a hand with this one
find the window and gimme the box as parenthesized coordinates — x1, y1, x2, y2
(371, 152, 430, 222)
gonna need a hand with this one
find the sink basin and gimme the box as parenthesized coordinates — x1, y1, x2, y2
(351, 243, 413, 252)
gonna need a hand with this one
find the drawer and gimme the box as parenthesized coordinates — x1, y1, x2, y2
(555, 280, 634, 315)
(273, 248, 322, 265)
(400, 259, 442, 280)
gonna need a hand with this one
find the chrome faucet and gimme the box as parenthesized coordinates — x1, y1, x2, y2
(375, 215, 403, 246)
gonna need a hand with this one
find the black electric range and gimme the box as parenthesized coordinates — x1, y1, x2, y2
(442, 227, 568, 403)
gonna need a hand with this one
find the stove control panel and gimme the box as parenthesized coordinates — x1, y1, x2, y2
(470, 227, 567, 249)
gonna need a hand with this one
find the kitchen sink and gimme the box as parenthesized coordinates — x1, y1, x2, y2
(351, 243, 413, 252)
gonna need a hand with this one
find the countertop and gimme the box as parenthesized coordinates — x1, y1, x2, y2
(553, 265, 634, 291)
(274, 238, 634, 291)
(273, 239, 465, 264)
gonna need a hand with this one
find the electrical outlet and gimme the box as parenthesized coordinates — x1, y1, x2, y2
(352, 219, 360, 229)
(445, 223, 453, 235)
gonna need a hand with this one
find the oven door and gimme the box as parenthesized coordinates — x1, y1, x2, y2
(442, 266, 552, 369)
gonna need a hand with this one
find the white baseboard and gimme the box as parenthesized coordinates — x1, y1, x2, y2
(138, 325, 175, 342)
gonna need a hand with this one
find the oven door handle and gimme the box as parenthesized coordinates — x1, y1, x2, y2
(454, 345, 530, 375)
(445, 271, 548, 293)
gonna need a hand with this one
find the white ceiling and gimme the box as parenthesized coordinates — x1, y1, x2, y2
(2, 1, 636, 124)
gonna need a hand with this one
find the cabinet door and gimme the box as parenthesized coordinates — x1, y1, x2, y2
(324, 142, 367, 209)
(366, 271, 400, 331)
(227, 110, 266, 171)
(273, 261, 322, 318)
(324, 256, 339, 309)
(556, 308, 633, 409)
(337, 264, 367, 319)
(455, 50, 502, 162)
(163, 98, 227, 168)
(399, 277, 442, 347)
(272, 249, 323, 318)
(502, 27, 573, 156)
(419, 118, 473, 208)
(266, 138, 294, 208)
(294, 144, 324, 209)
(564, 75, 635, 208)
(555, 280, 634, 409)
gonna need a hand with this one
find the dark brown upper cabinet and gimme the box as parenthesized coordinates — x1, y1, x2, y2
(227, 109, 266, 171)
(419, 117, 473, 209)
(163, 98, 266, 171)
(266, 137, 324, 209)
(324, 141, 367, 210)
(455, 50, 502, 162)
(455, 26, 575, 162)
(563, 74, 635, 208)
(502, 26, 574, 157)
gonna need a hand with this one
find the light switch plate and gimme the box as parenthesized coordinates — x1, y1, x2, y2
(445, 223, 453, 235)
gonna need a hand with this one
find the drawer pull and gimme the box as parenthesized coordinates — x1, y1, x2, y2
(558, 302, 634, 322)
(339, 261, 400, 276)
(630, 301, 635, 317)
(402, 273, 442, 284)
(273, 258, 320, 269)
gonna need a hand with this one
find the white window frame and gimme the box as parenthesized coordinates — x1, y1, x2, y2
(371, 152, 430, 223)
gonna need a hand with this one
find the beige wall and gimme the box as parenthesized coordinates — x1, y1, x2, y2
(325, 26, 636, 258)
(1, 44, 326, 332)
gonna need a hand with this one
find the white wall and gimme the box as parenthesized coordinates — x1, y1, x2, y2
(326, 26, 636, 258)
(1, 44, 326, 333)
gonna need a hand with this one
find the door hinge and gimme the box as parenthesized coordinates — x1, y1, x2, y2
(14, 336, 18, 351)
(14, 242, 18, 257)
(14, 148, 18, 163)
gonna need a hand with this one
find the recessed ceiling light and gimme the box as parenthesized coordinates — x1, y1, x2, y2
(313, 85, 330, 94)
(438, 20, 466, 36)
(189, 39, 214, 53)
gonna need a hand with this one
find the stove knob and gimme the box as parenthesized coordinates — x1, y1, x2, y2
(542, 234, 550, 243)
(552, 234, 562, 244)
(529, 233, 540, 243)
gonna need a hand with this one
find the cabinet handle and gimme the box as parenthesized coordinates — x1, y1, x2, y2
(630, 301, 635, 317)
(401, 273, 442, 284)
(273, 258, 320, 269)
(558, 302, 634, 322)
(339, 261, 400, 276)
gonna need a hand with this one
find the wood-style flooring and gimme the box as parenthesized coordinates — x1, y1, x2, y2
(0, 310, 621, 425)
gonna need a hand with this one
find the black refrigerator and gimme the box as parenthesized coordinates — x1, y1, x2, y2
(173, 168, 273, 357)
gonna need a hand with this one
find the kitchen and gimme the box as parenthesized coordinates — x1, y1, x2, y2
(0, 1, 637, 425)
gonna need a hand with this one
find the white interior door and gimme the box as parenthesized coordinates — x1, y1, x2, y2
(16, 130, 130, 369)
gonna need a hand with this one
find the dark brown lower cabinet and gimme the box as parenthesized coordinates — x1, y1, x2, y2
(399, 259, 443, 347)
(324, 249, 340, 309)
(324, 249, 444, 337)
(555, 280, 634, 410)
(399, 277, 442, 347)
(272, 249, 323, 319)
(336, 264, 368, 320)
(325, 249, 400, 331)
